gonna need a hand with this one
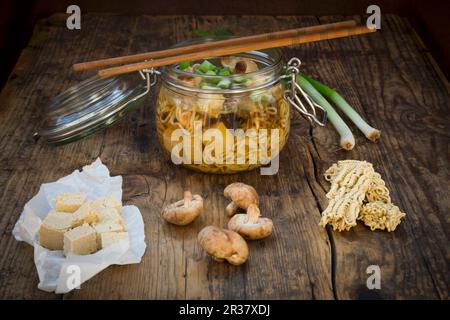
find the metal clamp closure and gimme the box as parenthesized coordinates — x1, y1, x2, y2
(139, 67, 161, 95)
(281, 58, 327, 126)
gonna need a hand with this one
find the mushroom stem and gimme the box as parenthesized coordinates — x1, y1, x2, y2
(226, 202, 239, 216)
(162, 191, 203, 226)
(246, 204, 261, 224)
(223, 183, 259, 216)
(184, 191, 192, 207)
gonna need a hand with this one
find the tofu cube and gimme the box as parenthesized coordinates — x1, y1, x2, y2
(92, 207, 126, 245)
(55, 192, 86, 213)
(93, 211, 125, 234)
(39, 211, 74, 250)
(71, 201, 100, 227)
(100, 232, 129, 249)
(63, 224, 98, 255)
(98, 207, 124, 224)
(92, 195, 122, 214)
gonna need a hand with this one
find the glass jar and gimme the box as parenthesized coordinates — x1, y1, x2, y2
(155, 43, 290, 174)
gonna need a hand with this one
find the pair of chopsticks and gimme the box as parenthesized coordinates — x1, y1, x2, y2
(73, 21, 375, 78)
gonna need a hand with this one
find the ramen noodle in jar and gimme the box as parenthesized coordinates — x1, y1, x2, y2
(156, 43, 291, 174)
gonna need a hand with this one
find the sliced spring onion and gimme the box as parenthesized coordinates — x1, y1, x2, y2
(250, 91, 274, 105)
(217, 78, 231, 89)
(297, 76, 355, 150)
(178, 61, 191, 70)
(217, 67, 231, 76)
(302, 75, 381, 142)
(206, 76, 221, 86)
(232, 76, 248, 84)
(198, 60, 216, 73)
(194, 67, 205, 75)
(200, 83, 220, 90)
(250, 90, 264, 102)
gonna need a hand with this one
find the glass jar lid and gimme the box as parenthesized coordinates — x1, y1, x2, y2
(37, 72, 150, 145)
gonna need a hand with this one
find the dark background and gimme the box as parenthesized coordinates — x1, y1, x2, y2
(1, 0, 449, 89)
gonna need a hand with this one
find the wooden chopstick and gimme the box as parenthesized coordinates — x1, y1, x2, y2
(98, 25, 375, 78)
(73, 20, 357, 72)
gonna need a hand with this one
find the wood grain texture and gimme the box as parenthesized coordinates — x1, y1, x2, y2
(315, 15, 449, 299)
(0, 14, 448, 300)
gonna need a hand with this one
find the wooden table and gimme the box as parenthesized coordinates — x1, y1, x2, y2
(0, 14, 448, 300)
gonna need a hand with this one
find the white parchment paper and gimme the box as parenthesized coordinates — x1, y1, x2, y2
(12, 158, 146, 294)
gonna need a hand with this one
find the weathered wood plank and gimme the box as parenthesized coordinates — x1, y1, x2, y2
(63, 14, 333, 300)
(313, 14, 449, 299)
(0, 13, 447, 300)
(0, 14, 334, 299)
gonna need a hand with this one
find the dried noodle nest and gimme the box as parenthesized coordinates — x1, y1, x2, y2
(320, 160, 406, 232)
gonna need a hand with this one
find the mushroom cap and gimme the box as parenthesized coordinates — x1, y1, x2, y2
(224, 182, 259, 210)
(228, 214, 273, 240)
(197, 226, 249, 266)
(162, 193, 203, 226)
(221, 56, 259, 73)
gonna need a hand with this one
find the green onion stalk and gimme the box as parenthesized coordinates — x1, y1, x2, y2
(303, 75, 381, 142)
(296, 76, 355, 150)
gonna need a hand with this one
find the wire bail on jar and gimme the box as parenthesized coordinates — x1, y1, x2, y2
(139, 66, 161, 95)
(282, 57, 327, 126)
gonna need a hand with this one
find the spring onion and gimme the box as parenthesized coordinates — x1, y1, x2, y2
(303, 75, 381, 142)
(297, 75, 355, 150)
(177, 59, 255, 90)
(232, 76, 248, 84)
(198, 60, 216, 73)
(178, 61, 191, 70)
(217, 78, 231, 89)
(200, 83, 220, 90)
(217, 67, 231, 76)
(194, 67, 204, 75)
